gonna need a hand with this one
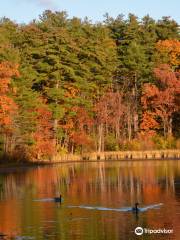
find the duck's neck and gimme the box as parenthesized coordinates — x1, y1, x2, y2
(135, 204, 138, 210)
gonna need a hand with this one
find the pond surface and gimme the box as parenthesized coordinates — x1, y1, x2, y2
(0, 160, 180, 240)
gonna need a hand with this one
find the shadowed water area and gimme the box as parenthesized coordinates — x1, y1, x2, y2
(0, 160, 180, 239)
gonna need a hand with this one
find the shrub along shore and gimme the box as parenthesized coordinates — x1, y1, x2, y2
(48, 150, 180, 162)
(0, 150, 180, 169)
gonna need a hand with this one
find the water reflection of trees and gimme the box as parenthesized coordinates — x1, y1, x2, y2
(0, 161, 180, 239)
(1, 161, 180, 200)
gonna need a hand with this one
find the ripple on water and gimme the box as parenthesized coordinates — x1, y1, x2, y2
(67, 203, 163, 212)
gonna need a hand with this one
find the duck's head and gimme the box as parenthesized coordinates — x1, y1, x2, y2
(134, 202, 139, 211)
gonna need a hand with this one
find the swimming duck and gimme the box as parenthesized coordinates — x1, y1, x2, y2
(54, 194, 62, 203)
(132, 202, 139, 212)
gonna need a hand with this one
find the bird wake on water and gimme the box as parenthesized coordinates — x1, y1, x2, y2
(67, 203, 163, 212)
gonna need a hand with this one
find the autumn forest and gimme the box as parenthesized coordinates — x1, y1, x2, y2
(0, 11, 180, 162)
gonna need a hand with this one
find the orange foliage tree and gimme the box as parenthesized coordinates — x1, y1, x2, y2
(156, 39, 180, 70)
(0, 61, 19, 154)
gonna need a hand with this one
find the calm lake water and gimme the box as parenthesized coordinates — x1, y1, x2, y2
(0, 160, 180, 240)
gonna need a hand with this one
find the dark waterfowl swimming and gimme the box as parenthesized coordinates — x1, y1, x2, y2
(132, 202, 139, 212)
(0, 232, 7, 239)
(54, 194, 62, 203)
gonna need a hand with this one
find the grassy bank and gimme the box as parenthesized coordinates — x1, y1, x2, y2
(0, 149, 180, 170)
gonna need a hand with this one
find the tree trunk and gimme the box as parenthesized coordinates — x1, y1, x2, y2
(127, 109, 132, 141)
(71, 142, 74, 154)
(53, 119, 58, 147)
(168, 117, 172, 137)
(133, 112, 139, 135)
(133, 72, 139, 137)
(115, 121, 120, 139)
(163, 119, 167, 138)
(53, 81, 59, 148)
(98, 123, 104, 152)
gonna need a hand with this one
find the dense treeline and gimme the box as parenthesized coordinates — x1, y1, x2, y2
(0, 11, 180, 161)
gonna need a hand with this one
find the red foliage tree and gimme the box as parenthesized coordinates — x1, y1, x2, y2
(32, 106, 55, 159)
(70, 107, 93, 152)
(141, 64, 180, 137)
